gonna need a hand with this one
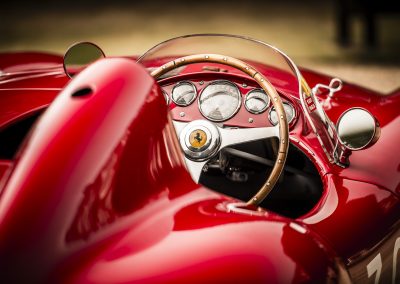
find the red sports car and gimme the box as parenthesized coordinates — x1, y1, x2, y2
(0, 34, 399, 283)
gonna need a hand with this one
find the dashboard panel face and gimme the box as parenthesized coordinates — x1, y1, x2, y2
(160, 73, 298, 128)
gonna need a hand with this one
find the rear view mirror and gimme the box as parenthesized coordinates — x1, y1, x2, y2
(336, 108, 380, 150)
(63, 42, 105, 78)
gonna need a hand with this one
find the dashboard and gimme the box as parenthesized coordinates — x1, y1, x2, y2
(160, 73, 297, 129)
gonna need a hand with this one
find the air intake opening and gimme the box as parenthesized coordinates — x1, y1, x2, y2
(71, 87, 93, 98)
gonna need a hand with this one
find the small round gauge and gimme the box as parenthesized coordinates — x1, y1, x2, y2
(244, 89, 270, 114)
(199, 80, 241, 122)
(171, 81, 197, 106)
(268, 102, 296, 126)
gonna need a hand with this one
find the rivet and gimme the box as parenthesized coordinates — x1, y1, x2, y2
(180, 112, 185, 117)
(199, 81, 204, 85)
(278, 159, 282, 163)
(205, 55, 209, 59)
(282, 140, 285, 144)
(267, 181, 270, 186)
(180, 58, 185, 62)
(242, 83, 247, 88)
(223, 57, 227, 61)
(260, 78, 264, 82)
(274, 97, 277, 101)
(248, 118, 254, 123)
(253, 197, 257, 201)
(245, 67, 249, 70)
(280, 115, 284, 119)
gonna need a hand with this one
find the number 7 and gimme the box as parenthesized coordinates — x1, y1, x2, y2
(366, 237, 400, 284)
(394, 238, 400, 284)
(367, 253, 382, 284)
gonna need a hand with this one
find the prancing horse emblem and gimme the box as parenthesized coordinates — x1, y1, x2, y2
(194, 132, 202, 143)
(189, 129, 207, 149)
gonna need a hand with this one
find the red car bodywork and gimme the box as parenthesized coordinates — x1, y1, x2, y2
(0, 51, 399, 283)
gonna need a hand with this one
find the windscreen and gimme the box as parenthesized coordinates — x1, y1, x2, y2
(138, 34, 303, 96)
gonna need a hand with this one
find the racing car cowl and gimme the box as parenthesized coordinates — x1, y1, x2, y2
(0, 58, 195, 282)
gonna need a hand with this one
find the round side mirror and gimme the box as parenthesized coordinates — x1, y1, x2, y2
(63, 42, 105, 78)
(337, 108, 380, 150)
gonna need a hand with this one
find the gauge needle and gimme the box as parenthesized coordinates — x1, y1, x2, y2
(177, 90, 193, 102)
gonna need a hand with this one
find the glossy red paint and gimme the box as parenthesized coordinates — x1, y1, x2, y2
(0, 58, 342, 283)
(0, 90, 59, 129)
(0, 52, 69, 129)
(0, 160, 12, 189)
(0, 51, 399, 283)
(0, 58, 187, 280)
(65, 196, 339, 283)
(0, 52, 63, 72)
(302, 175, 400, 258)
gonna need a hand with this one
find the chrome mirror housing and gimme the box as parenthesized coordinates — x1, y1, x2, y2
(63, 42, 105, 78)
(336, 108, 380, 151)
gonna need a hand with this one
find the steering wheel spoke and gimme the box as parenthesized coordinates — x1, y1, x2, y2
(172, 120, 188, 136)
(183, 157, 208, 183)
(219, 126, 279, 149)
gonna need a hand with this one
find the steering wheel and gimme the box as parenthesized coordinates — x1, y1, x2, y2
(151, 54, 289, 206)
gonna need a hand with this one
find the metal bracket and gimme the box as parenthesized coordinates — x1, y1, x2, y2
(312, 78, 343, 98)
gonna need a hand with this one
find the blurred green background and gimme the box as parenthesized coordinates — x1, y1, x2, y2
(1, 0, 399, 92)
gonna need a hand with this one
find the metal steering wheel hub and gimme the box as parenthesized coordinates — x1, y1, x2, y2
(151, 54, 289, 206)
(180, 120, 220, 161)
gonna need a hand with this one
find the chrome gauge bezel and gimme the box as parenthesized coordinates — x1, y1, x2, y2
(162, 89, 170, 105)
(198, 80, 242, 122)
(171, 81, 197, 106)
(268, 102, 296, 126)
(244, 88, 270, 114)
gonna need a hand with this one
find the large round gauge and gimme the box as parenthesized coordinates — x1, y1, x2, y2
(171, 81, 197, 106)
(269, 102, 296, 126)
(199, 81, 241, 122)
(244, 89, 270, 114)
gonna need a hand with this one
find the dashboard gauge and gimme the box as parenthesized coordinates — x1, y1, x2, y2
(268, 102, 296, 126)
(171, 81, 197, 106)
(199, 80, 241, 122)
(244, 89, 270, 114)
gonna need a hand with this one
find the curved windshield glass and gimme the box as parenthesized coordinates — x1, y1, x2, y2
(138, 34, 305, 98)
(137, 34, 342, 165)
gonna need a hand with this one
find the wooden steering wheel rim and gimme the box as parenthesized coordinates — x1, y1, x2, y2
(151, 54, 289, 206)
